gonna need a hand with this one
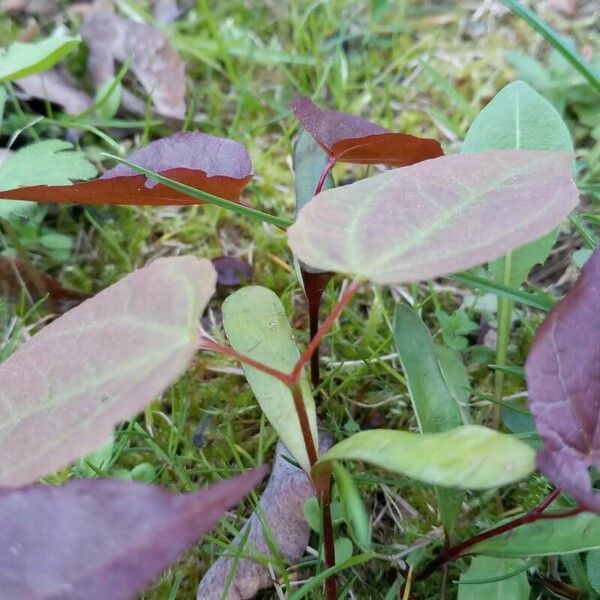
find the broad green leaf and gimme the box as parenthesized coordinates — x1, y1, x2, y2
(0, 257, 216, 487)
(222, 286, 318, 472)
(462, 81, 574, 290)
(393, 304, 465, 532)
(471, 512, 600, 557)
(0, 36, 80, 82)
(458, 556, 530, 600)
(0, 140, 97, 219)
(586, 549, 600, 594)
(287, 150, 578, 284)
(314, 426, 535, 490)
(462, 81, 573, 154)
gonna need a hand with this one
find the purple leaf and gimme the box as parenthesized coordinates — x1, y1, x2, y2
(526, 246, 600, 511)
(0, 256, 216, 487)
(290, 96, 443, 166)
(287, 150, 578, 284)
(0, 132, 253, 205)
(212, 256, 253, 287)
(0, 469, 267, 600)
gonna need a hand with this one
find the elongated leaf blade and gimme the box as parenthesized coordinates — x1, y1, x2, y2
(0, 132, 252, 205)
(526, 247, 600, 510)
(463, 80, 573, 289)
(393, 304, 465, 531)
(0, 256, 216, 487)
(458, 557, 530, 599)
(0, 470, 266, 600)
(293, 127, 335, 214)
(314, 426, 535, 490)
(0, 36, 80, 82)
(471, 512, 600, 557)
(222, 286, 318, 472)
(287, 150, 578, 284)
(290, 97, 443, 166)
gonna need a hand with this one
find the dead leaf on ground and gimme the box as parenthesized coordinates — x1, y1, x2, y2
(81, 11, 186, 120)
(197, 435, 332, 600)
(2, 0, 60, 16)
(15, 68, 92, 115)
(545, 0, 577, 16)
(0, 255, 89, 313)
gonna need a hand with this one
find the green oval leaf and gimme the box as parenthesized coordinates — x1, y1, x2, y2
(463, 80, 574, 291)
(471, 512, 600, 557)
(222, 286, 318, 472)
(314, 426, 535, 490)
(0, 256, 216, 487)
(287, 150, 578, 284)
(0, 36, 80, 82)
(458, 557, 530, 600)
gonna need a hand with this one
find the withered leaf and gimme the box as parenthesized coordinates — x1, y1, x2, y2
(197, 437, 331, 600)
(81, 11, 186, 119)
(0, 255, 89, 313)
(15, 69, 92, 115)
(526, 246, 600, 511)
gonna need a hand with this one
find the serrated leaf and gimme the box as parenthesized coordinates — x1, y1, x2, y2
(526, 246, 600, 511)
(0, 140, 97, 218)
(314, 426, 535, 490)
(287, 150, 578, 284)
(471, 512, 600, 557)
(222, 286, 318, 472)
(458, 556, 530, 600)
(393, 304, 465, 532)
(0, 36, 80, 82)
(0, 256, 216, 487)
(0, 470, 266, 600)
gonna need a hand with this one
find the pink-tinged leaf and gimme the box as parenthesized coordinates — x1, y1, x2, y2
(290, 96, 443, 166)
(0, 132, 252, 205)
(526, 246, 600, 511)
(287, 150, 578, 285)
(0, 256, 216, 487)
(0, 469, 267, 600)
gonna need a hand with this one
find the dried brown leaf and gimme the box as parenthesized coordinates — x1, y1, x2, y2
(197, 436, 331, 600)
(81, 11, 186, 119)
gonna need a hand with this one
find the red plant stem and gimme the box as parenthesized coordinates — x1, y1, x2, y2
(415, 489, 584, 581)
(198, 337, 293, 386)
(290, 383, 319, 467)
(314, 155, 336, 197)
(291, 279, 362, 383)
(320, 475, 337, 600)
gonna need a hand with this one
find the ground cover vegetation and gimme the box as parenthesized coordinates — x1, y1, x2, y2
(0, 0, 599, 598)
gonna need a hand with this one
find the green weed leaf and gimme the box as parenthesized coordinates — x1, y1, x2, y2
(458, 556, 530, 599)
(314, 426, 535, 490)
(222, 286, 318, 472)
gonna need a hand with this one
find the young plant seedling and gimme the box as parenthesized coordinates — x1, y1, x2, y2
(0, 78, 594, 600)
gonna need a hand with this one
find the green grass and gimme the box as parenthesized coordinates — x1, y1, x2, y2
(1, 1, 599, 598)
